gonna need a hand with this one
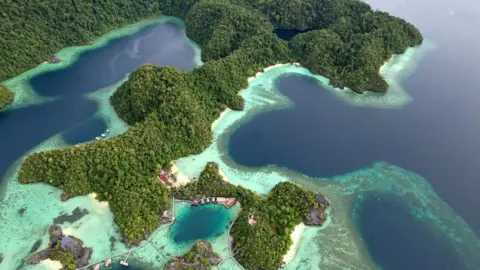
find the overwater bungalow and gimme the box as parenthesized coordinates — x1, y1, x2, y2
(104, 258, 112, 266)
(120, 260, 129, 266)
(191, 199, 198, 206)
(50, 57, 60, 64)
(93, 264, 100, 270)
(106, 129, 110, 133)
(225, 198, 237, 208)
(200, 199, 205, 205)
(101, 133, 106, 138)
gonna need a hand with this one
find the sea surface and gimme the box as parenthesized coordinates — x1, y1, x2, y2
(228, 0, 480, 269)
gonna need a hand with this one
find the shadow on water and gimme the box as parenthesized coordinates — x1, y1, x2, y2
(273, 29, 311, 41)
(354, 193, 468, 270)
(0, 21, 197, 183)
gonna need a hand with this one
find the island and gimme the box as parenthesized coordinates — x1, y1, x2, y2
(164, 240, 222, 270)
(13, 0, 422, 268)
(0, 85, 14, 110)
(174, 162, 329, 269)
(27, 225, 92, 270)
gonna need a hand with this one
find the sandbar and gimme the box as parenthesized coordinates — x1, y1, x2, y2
(171, 163, 191, 187)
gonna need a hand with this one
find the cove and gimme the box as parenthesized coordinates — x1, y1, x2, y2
(227, 72, 480, 268)
(0, 18, 199, 270)
(170, 203, 235, 245)
(0, 21, 198, 184)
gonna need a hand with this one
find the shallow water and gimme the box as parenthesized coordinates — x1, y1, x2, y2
(226, 1, 480, 268)
(0, 18, 201, 270)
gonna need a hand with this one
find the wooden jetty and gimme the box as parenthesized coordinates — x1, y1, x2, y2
(189, 197, 237, 209)
(76, 196, 177, 270)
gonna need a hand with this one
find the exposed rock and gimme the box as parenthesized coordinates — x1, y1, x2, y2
(165, 240, 221, 270)
(18, 207, 27, 216)
(27, 225, 92, 269)
(27, 249, 50, 264)
(304, 194, 330, 226)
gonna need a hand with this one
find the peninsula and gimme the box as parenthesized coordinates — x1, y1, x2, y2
(174, 162, 329, 269)
(13, 0, 422, 268)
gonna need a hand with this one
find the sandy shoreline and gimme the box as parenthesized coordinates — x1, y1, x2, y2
(218, 168, 232, 183)
(171, 163, 191, 187)
(88, 192, 109, 209)
(39, 259, 63, 270)
(248, 62, 301, 83)
(283, 223, 306, 264)
(211, 108, 232, 131)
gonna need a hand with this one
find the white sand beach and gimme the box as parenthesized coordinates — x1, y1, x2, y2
(39, 259, 63, 270)
(211, 108, 232, 131)
(218, 168, 232, 183)
(88, 192, 109, 209)
(171, 163, 191, 187)
(247, 62, 301, 83)
(283, 223, 306, 264)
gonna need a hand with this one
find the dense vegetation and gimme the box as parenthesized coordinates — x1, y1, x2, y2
(0, 0, 165, 81)
(16, 0, 422, 268)
(164, 239, 221, 269)
(27, 225, 91, 270)
(19, 2, 289, 243)
(0, 85, 14, 110)
(174, 163, 323, 269)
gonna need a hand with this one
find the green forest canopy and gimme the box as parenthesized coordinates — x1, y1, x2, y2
(15, 0, 423, 268)
(173, 163, 322, 269)
(0, 85, 14, 110)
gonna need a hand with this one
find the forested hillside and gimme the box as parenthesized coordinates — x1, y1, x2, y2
(16, 0, 422, 268)
(0, 0, 163, 81)
(173, 163, 325, 269)
(1, 0, 422, 93)
(0, 85, 14, 110)
(19, 2, 290, 245)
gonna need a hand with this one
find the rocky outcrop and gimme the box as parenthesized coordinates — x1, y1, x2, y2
(27, 225, 92, 269)
(305, 194, 330, 226)
(165, 240, 221, 270)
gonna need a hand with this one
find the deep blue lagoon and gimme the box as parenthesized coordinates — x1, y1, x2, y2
(0, 21, 197, 184)
(227, 0, 480, 268)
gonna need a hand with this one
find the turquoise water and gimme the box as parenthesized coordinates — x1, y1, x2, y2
(2, 4, 479, 270)
(170, 203, 236, 245)
(0, 17, 204, 270)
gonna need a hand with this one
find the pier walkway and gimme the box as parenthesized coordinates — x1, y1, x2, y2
(76, 196, 176, 270)
(77, 196, 243, 269)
